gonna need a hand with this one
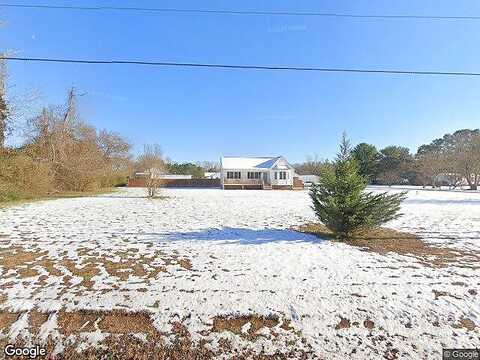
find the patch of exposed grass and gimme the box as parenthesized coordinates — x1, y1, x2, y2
(296, 223, 480, 268)
(101, 254, 169, 281)
(0, 309, 312, 360)
(0, 192, 38, 208)
(63, 260, 101, 289)
(212, 314, 279, 339)
(0, 188, 118, 208)
(334, 317, 351, 330)
(102, 259, 147, 281)
(100, 310, 158, 336)
(57, 310, 159, 337)
(0, 245, 184, 293)
(0, 334, 309, 360)
(0, 246, 50, 278)
(0, 292, 6, 306)
(28, 310, 50, 336)
(51, 188, 119, 199)
(279, 319, 294, 331)
(57, 310, 99, 334)
(0, 246, 46, 269)
(149, 195, 170, 200)
(35, 258, 63, 277)
(364, 319, 375, 329)
(53, 333, 215, 360)
(453, 318, 476, 331)
(178, 258, 192, 271)
(0, 311, 20, 333)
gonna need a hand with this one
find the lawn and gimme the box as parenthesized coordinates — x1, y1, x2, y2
(0, 187, 478, 359)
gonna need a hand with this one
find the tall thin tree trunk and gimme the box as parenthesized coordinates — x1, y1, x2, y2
(0, 59, 7, 149)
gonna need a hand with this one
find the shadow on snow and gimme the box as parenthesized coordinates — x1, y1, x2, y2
(134, 227, 325, 245)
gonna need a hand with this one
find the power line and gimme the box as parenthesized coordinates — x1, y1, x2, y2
(2, 56, 480, 77)
(1, 3, 480, 21)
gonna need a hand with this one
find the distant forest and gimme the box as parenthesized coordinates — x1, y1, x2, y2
(294, 129, 480, 190)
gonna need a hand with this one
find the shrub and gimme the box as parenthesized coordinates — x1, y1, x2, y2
(0, 152, 54, 201)
(310, 136, 407, 240)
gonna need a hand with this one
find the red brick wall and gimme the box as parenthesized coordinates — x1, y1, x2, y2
(293, 177, 305, 189)
(127, 178, 147, 187)
(223, 184, 263, 190)
(272, 185, 293, 190)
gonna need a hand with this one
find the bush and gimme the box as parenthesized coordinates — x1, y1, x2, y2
(0, 152, 54, 201)
(310, 137, 407, 240)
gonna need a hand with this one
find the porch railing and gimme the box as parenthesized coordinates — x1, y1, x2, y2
(223, 179, 264, 185)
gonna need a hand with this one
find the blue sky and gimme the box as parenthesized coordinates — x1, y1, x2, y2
(1, 0, 480, 163)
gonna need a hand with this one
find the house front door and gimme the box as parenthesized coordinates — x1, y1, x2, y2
(263, 172, 269, 184)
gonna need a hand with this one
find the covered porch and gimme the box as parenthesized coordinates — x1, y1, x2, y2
(222, 170, 272, 190)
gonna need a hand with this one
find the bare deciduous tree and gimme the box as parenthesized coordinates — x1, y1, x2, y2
(196, 160, 220, 172)
(294, 154, 331, 176)
(135, 144, 165, 173)
(0, 59, 9, 149)
(97, 129, 132, 186)
(24, 88, 132, 192)
(415, 152, 444, 187)
(452, 133, 480, 190)
(418, 129, 480, 190)
(136, 144, 165, 198)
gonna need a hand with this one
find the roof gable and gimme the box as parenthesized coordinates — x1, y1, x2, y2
(271, 157, 294, 170)
(221, 156, 293, 170)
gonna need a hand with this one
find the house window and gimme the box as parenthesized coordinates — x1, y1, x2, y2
(227, 171, 241, 179)
(247, 172, 261, 179)
(278, 171, 287, 180)
(274, 172, 277, 180)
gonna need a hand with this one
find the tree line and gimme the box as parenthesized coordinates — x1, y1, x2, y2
(0, 87, 133, 202)
(0, 62, 219, 202)
(295, 129, 480, 190)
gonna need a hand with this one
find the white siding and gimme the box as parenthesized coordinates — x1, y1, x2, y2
(270, 169, 294, 186)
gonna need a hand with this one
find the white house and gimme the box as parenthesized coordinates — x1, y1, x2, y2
(220, 156, 297, 190)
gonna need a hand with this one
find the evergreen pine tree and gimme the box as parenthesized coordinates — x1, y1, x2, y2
(310, 134, 407, 240)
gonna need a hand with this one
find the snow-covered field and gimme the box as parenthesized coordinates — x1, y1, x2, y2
(0, 187, 479, 358)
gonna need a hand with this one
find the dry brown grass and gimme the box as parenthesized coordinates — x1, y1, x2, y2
(67, 334, 213, 360)
(0, 292, 6, 306)
(57, 310, 99, 334)
(297, 223, 480, 268)
(363, 319, 375, 329)
(28, 310, 50, 336)
(0, 310, 312, 360)
(334, 317, 351, 330)
(0, 310, 20, 333)
(102, 256, 170, 281)
(212, 314, 279, 339)
(0, 246, 46, 270)
(0, 246, 55, 279)
(102, 259, 146, 280)
(0, 313, 214, 360)
(279, 319, 294, 331)
(0, 244, 187, 294)
(35, 258, 63, 277)
(0, 335, 311, 360)
(57, 310, 158, 337)
(177, 258, 192, 271)
(453, 318, 476, 331)
(63, 259, 100, 288)
(100, 310, 158, 335)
